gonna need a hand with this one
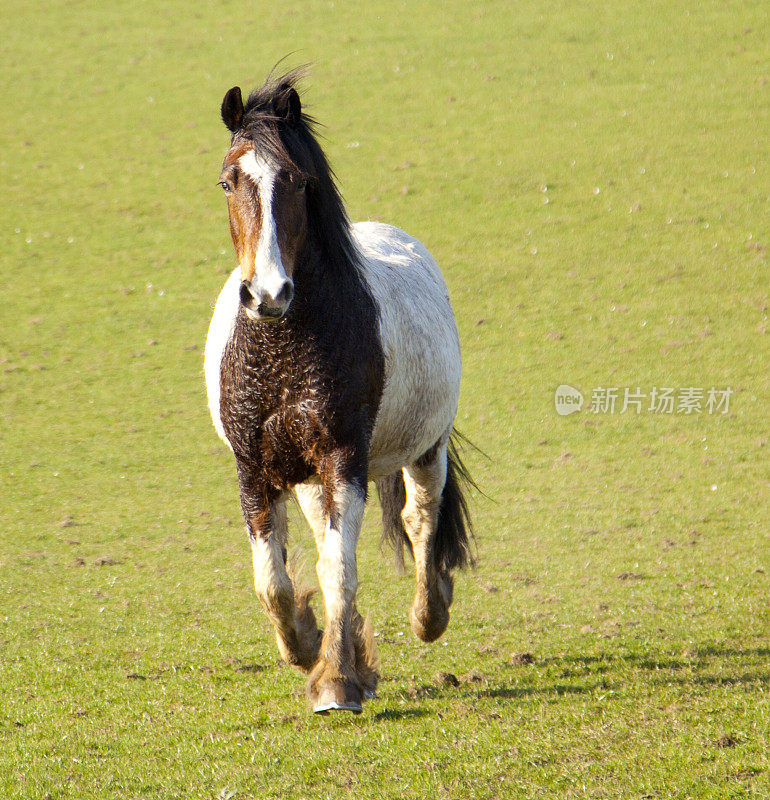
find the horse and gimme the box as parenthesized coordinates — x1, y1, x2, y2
(204, 70, 473, 714)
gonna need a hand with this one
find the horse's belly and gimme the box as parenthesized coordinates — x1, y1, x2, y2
(353, 222, 462, 478)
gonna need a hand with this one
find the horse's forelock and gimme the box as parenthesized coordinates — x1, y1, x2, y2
(236, 70, 322, 177)
(229, 68, 359, 274)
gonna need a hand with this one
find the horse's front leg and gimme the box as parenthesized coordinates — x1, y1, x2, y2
(301, 479, 378, 713)
(238, 471, 322, 672)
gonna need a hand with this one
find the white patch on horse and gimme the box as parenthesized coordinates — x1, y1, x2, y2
(204, 267, 241, 447)
(316, 484, 364, 620)
(249, 502, 291, 608)
(352, 222, 462, 477)
(237, 150, 289, 302)
(294, 483, 327, 547)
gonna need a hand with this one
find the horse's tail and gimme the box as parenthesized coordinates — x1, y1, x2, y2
(376, 431, 476, 571)
(436, 433, 476, 571)
(376, 471, 409, 569)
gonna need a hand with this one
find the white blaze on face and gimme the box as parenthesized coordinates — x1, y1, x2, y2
(237, 150, 288, 301)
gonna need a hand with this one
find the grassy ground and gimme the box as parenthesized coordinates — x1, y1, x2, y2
(1, 0, 768, 797)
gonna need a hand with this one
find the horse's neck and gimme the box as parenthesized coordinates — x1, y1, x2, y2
(293, 236, 363, 309)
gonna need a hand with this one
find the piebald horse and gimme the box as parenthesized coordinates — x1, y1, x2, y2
(205, 71, 473, 714)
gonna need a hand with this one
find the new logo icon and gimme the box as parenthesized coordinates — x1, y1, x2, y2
(555, 384, 583, 416)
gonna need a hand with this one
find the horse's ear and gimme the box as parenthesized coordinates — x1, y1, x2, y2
(274, 87, 301, 127)
(221, 86, 244, 132)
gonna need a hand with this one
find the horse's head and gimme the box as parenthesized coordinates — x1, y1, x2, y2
(219, 81, 311, 322)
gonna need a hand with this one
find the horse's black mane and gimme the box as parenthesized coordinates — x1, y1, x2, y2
(237, 69, 359, 277)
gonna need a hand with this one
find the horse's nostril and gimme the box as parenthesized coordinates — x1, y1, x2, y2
(240, 279, 291, 319)
(239, 281, 254, 306)
(277, 280, 294, 305)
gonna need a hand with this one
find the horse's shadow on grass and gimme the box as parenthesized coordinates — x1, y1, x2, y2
(371, 682, 596, 721)
(537, 646, 770, 673)
(533, 647, 770, 689)
(382, 645, 770, 713)
(389, 679, 599, 709)
(373, 707, 429, 722)
(478, 683, 597, 700)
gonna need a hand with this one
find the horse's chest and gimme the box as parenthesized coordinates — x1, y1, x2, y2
(218, 329, 326, 487)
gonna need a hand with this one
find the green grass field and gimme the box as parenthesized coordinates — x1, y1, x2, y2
(1, 0, 768, 797)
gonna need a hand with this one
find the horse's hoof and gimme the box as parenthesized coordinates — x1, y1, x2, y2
(313, 682, 363, 714)
(409, 603, 449, 643)
(314, 700, 363, 715)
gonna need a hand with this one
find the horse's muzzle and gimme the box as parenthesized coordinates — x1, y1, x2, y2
(239, 279, 293, 322)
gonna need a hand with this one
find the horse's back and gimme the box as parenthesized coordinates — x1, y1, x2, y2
(352, 222, 461, 477)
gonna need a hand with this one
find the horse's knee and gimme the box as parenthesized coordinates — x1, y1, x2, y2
(315, 495, 362, 615)
(252, 548, 323, 672)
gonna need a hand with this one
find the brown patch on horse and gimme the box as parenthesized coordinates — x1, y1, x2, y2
(220, 303, 382, 502)
(220, 145, 263, 284)
(228, 200, 260, 283)
(223, 140, 252, 167)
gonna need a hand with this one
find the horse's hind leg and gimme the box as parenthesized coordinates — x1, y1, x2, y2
(247, 499, 322, 672)
(295, 481, 378, 713)
(402, 443, 455, 642)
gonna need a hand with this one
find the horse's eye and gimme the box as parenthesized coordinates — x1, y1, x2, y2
(283, 171, 305, 191)
(219, 180, 232, 194)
